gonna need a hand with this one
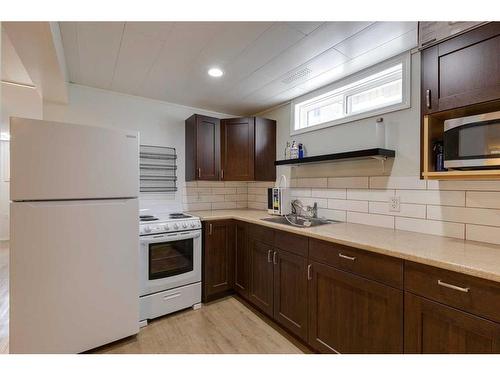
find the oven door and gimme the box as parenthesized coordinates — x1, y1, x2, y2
(444, 114, 500, 169)
(139, 230, 201, 296)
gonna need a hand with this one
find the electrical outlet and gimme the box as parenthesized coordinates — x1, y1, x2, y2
(389, 196, 401, 212)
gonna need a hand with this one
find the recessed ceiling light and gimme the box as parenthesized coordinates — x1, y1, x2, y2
(208, 68, 224, 78)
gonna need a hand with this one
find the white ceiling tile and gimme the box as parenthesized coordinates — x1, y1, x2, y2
(110, 24, 165, 94)
(76, 22, 125, 89)
(335, 22, 417, 59)
(122, 22, 175, 40)
(286, 22, 324, 35)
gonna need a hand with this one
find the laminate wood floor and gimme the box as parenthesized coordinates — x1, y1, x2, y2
(0, 240, 305, 354)
(93, 296, 307, 354)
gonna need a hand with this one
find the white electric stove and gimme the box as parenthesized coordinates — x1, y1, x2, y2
(139, 210, 202, 326)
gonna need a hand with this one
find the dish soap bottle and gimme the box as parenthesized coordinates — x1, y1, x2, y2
(298, 143, 304, 159)
(290, 140, 299, 159)
(284, 141, 291, 159)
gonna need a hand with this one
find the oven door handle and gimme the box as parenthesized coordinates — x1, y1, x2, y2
(140, 230, 201, 244)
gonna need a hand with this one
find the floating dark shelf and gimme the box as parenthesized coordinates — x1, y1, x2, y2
(274, 148, 396, 166)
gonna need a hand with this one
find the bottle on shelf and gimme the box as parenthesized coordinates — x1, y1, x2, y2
(298, 143, 304, 159)
(284, 141, 291, 159)
(290, 140, 299, 159)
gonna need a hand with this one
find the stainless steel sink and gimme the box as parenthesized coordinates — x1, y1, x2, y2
(261, 215, 339, 228)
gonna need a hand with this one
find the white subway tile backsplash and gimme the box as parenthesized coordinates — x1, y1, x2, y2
(370, 176, 426, 190)
(466, 191, 500, 209)
(318, 208, 346, 222)
(397, 189, 465, 206)
(311, 188, 347, 199)
(328, 199, 368, 213)
(347, 212, 395, 229)
(212, 187, 237, 195)
(290, 188, 312, 197)
(211, 201, 237, 210)
(369, 201, 426, 219)
(327, 177, 368, 189)
(183, 202, 212, 211)
(182, 175, 500, 246)
(466, 224, 500, 245)
(427, 205, 500, 226)
(297, 178, 328, 188)
(395, 217, 465, 239)
(427, 180, 500, 191)
(347, 189, 395, 202)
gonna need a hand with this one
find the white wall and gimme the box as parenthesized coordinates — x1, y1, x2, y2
(43, 84, 235, 209)
(0, 84, 43, 240)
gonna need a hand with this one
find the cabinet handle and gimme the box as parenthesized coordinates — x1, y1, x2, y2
(221, 169, 224, 180)
(338, 253, 356, 261)
(426, 89, 431, 109)
(209, 223, 213, 235)
(267, 249, 273, 263)
(437, 280, 470, 293)
(273, 251, 277, 265)
(307, 264, 312, 280)
(198, 168, 201, 178)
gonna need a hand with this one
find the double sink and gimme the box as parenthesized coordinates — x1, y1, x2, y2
(261, 214, 339, 228)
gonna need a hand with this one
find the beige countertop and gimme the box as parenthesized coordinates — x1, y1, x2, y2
(189, 209, 500, 283)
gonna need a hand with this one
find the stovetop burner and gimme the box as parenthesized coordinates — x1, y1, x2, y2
(140, 215, 159, 222)
(169, 213, 192, 219)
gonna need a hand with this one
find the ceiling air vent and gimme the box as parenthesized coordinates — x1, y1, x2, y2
(281, 67, 312, 84)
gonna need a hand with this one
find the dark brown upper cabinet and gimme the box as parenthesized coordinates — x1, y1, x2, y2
(421, 22, 500, 115)
(185, 115, 276, 181)
(221, 117, 255, 181)
(185, 114, 221, 181)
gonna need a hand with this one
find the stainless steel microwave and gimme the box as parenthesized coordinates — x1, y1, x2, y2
(443, 111, 500, 169)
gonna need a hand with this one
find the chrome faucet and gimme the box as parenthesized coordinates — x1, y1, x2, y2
(310, 202, 318, 219)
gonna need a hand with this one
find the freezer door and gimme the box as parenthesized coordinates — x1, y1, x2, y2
(10, 198, 139, 353)
(10, 117, 139, 201)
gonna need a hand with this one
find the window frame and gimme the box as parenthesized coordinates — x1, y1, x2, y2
(291, 52, 411, 136)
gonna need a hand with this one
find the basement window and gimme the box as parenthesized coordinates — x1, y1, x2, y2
(292, 53, 410, 134)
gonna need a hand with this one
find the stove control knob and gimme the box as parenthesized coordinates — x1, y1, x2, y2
(174, 223, 179, 230)
(182, 222, 188, 228)
(144, 226, 151, 233)
(164, 224, 169, 231)
(190, 222, 195, 228)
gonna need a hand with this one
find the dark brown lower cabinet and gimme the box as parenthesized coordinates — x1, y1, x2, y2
(404, 292, 500, 353)
(234, 222, 249, 298)
(308, 261, 403, 353)
(203, 220, 234, 301)
(273, 248, 308, 340)
(248, 238, 274, 317)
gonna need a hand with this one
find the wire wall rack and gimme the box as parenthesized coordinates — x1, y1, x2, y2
(139, 145, 177, 193)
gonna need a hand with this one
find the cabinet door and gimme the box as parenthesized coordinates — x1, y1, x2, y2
(308, 262, 403, 353)
(422, 23, 500, 114)
(248, 238, 274, 317)
(203, 221, 234, 301)
(404, 292, 500, 353)
(273, 248, 308, 340)
(220, 117, 255, 181)
(234, 222, 249, 298)
(254, 117, 276, 181)
(196, 115, 220, 180)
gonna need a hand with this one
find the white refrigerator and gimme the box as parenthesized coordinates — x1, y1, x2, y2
(9, 117, 140, 353)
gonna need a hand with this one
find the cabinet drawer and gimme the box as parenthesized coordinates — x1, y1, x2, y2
(405, 261, 500, 323)
(248, 223, 274, 245)
(309, 239, 403, 288)
(274, 230, 308, 257)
